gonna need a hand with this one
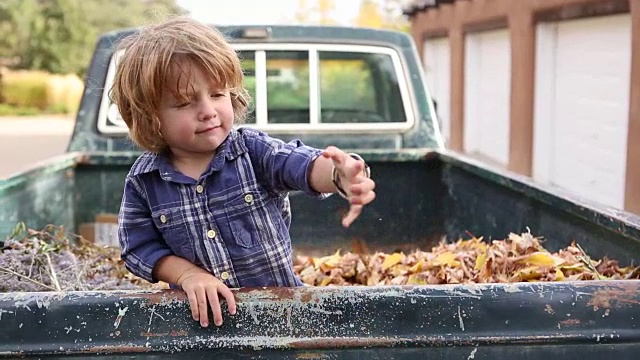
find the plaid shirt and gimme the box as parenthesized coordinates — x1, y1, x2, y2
(117, 127, 328, 288)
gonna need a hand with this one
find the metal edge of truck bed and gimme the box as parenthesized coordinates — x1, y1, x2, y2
(0, 280, 639, 358)
(435, 149, 640, 243)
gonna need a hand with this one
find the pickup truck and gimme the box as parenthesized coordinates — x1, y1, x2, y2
(1, 24, 640, 359)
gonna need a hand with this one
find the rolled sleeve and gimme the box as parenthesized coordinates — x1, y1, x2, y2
(118, 178, 173, 283)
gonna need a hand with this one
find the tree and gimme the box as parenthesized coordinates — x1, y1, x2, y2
(355, 0, 384, 29)
(353, 0, 410, 32)
(290, 0, 337, 25)
(0, 0, 186, 76)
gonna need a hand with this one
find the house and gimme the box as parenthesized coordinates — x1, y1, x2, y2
(404, 0, 640, 214)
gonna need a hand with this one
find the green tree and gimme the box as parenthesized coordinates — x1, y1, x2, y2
(0, 0, 186, 76)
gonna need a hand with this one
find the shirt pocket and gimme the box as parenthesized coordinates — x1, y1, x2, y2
(224, 191, 283, 249)
(151, 207, 195, 261)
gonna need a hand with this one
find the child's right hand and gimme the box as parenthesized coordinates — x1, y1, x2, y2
(176, 269, 237, 327)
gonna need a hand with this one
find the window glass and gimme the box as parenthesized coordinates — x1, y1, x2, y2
(318, 51, 406, 123)
(265, 51, 310, 124)
(238, 51, 256, 124)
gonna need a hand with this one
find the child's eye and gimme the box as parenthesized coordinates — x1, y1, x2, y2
(173, 102, 190, 108)
(211, 92, 226, 98)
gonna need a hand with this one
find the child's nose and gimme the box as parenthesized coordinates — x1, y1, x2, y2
(199, 98, 217, 119)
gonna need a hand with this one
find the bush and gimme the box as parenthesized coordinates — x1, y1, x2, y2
(0, 68, 83, 115)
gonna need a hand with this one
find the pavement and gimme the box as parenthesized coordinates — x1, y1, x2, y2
(0, 115, 75, 179)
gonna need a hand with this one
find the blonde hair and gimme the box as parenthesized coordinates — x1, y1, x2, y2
(110, 16, 250, 153)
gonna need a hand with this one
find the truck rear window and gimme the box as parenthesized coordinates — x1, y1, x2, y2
(98, 44, 414, 135)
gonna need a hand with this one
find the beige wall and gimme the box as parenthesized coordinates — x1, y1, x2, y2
(408, 0, 640, 214)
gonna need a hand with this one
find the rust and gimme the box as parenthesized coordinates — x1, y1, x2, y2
(296, 353, 328, 359)
(558, 319, 581, 328)
(82, 346, 150, 354)
(290, 337, 410, 349)
(587, 285, 640, 311)
(141, 329, 189, 337)
(120, 289, 186, 305)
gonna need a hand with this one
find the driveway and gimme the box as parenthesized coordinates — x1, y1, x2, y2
(0, 116, 74, 179)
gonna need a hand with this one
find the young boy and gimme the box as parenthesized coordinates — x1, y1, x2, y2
(111, 16, 376, 329)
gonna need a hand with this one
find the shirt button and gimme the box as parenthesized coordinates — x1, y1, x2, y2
(220, 272, 230, 280)
(207, 229, 216, 238)
(244, 194, 254, 204)
(160, 214, 167, 223)
(196, 185, 204, 194)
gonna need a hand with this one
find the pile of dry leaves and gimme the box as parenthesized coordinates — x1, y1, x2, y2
(0, 223, 163, 292)
(293, 231, 640, 286)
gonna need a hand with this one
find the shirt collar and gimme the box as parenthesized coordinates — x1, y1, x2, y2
(128, 128, 247, 178)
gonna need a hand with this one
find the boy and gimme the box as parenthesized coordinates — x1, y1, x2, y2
(111, 16, 376, 329)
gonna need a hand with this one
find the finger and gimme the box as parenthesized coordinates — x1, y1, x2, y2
(196, 287, 209, 327)
(186, 290, 199, 322)
(342, 204, 363, 228)
(217, 285, 237, 316)
(348, 178, 376, 197)
(350, 189, 376, 206)
(206, 287, 223, 326)
(321, 146, 347, 165)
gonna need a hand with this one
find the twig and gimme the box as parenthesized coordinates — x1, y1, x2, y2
(576, 244, 603, 280)
(0, 266, 57, 291)
(45, 253, 62, 291)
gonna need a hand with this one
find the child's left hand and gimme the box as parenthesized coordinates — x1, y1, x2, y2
(322, 146, 376, 228)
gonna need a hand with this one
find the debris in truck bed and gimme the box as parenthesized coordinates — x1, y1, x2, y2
(0, 223, 164, 292)
(292, 230, 640, 286)
(2, 224, 638, 292)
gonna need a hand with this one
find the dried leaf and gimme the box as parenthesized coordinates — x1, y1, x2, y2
(519, 252, 564, 267)
(432, 251, 460, 267)
(382, 252, 403, 271)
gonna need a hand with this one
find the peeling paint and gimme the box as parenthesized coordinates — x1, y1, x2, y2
(113, 306, 128, 329)
(457, 306, 465, 331)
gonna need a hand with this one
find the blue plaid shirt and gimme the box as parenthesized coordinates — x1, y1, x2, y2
(117, 127, 329, 288)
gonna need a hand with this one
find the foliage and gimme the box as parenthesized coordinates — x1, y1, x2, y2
(0, 0, 186, 77)
(1, 68, 83, 114)
(0, 223, 162, 292)
(290, 0, 409, 32)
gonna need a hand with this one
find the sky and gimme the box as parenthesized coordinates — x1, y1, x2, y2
(176, 0, 364, 26)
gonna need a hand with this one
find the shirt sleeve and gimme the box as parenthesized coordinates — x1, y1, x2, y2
(242, 129, 331, 199)
(117, 177, 173, 283)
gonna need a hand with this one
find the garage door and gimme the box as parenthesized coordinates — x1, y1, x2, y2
(423, 37, 451, 145)
(533, 14, 631, 209)
(463, 29, 511, 167)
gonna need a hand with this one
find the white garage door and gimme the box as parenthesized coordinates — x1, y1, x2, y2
(533, 14, 631, 209)
(464, 29, 511, 167)
(423, 37, 451, 145)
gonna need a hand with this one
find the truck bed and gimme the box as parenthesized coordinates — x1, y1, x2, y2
(1, 149, 640, 358)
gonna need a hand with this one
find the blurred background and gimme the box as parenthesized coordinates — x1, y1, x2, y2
(0, 0, 409, 177)
(0, 0, 637, 215)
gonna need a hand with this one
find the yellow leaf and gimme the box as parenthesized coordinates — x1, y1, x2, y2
(555, 268, 565, 281)
(313, 249, 342, 271)
(409, 260, 424, 273)
(406, 274, 427, 285)
(513, 266, 542, 280)
(519, 252, 564, 267)
(432, 252, 460, 267)
(382, 253, 403, 271)
(475, 250, 487, 271)
(319, 277, 332, 286)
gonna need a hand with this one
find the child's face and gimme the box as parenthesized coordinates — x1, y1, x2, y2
(158, 63, 235, 159)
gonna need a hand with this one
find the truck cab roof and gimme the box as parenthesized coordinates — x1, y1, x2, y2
(68, 24, 443, 153)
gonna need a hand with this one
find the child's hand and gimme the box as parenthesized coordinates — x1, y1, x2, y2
(322, 146, 376, 227)
(176, 268, 236, 328)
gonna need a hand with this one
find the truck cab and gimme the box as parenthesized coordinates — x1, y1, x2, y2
(70, 25, 443, 154)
